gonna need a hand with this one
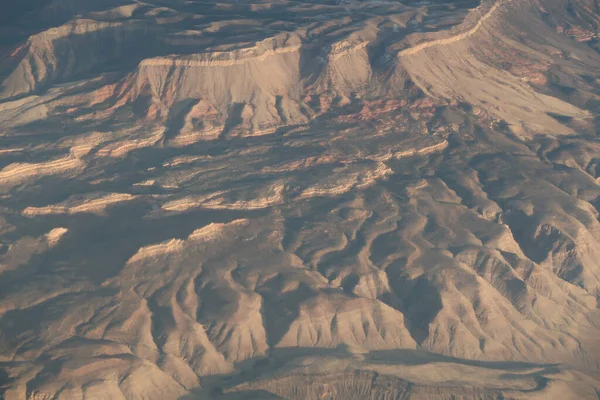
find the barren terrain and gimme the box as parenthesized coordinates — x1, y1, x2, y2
(1, 0, 600, 398)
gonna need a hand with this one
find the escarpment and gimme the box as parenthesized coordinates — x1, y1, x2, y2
(0, 20, 164, 100)
(1, 0, 600, 398)
(3, 0, 596, 137)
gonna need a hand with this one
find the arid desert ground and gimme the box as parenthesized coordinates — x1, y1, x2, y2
(1, 0, 600, 398)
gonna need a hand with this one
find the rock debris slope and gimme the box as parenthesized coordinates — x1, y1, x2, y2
(0, 0, 600, 398)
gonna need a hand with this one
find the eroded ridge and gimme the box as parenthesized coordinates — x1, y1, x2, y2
(398, 0, 508, 57)
(0, 0, 599, 398)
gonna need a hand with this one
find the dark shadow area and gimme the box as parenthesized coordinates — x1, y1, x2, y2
(397, 276, 443, 344)
(546, 112, 573, 124)
(0, 0, 53, 27)
(258, 282, 316, 348)
(366, 348, 557, 371)
(0, 202, 270, 288)
(161, 99, 200, 144)
(175, 346, 559, 399)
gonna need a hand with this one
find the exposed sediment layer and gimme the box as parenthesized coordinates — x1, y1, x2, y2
(0, 0, 599, 398)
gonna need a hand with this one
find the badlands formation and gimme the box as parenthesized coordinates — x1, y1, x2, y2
(0, 0, 600, 398)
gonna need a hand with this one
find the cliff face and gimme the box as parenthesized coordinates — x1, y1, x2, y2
(0, 20, 164, 100)
(2, 0, 595, 138)
(1, 0, 600, 398)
